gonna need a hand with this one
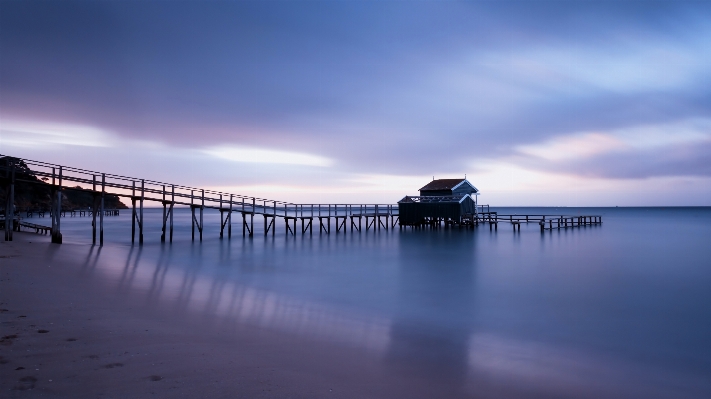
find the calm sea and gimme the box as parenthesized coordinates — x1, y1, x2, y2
(22, 207, 711, 398)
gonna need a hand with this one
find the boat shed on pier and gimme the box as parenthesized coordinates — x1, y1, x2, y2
(398, 179, 479, 226)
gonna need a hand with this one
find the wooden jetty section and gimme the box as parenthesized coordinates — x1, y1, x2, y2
(399, 210, 602, 232)
(1, 156, 400, 245)
(0, 217, 50, 235)
(17, 220, 51, 235)
(24, 208, 120, 218)
(482, 214, 602, 232)
(1, 155, 602, 245)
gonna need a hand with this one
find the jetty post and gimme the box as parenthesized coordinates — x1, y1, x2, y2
(140, 179, 145, 244)
(264, 201, 269, 236)
(131, 181, 136, 243)
(200, 189, 204, 241)
(92, 175, 97, 244)
(57, 166, 62, 241)
(3, 163, 15, 241)
(161, 184, 166, 242)
(9, 164, 15, 240)
(242, 197, 254, 237)
(190, 189, 204, 241)
(334, 205, 347, 234)
(191, 190, 195, 241)
(219, 194, 234, 239)
(100, 173, 105, 246)
(50, 166, 63, 244)
(50, 167, 55, 241)
(263, 200, 273, 236)
(161, 184, 175, 243)
(170, 185, 174, 242)
(300, 204, 313, 234)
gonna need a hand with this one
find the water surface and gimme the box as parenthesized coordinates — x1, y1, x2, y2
(23, 207, 711, 398)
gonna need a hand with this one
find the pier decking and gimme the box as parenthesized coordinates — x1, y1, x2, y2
(1, 155, 601, 244)
(475, 213, 602, 231)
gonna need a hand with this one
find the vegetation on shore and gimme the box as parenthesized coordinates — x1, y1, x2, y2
(0, 157, 127, 211)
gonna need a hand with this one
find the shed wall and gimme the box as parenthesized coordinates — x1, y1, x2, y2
(452, 186, 475, 197)
(398, 196, 476, 225)
(419, 189, 452, 196)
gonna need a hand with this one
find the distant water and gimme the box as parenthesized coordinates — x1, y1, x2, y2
(22, 207, 711, 398)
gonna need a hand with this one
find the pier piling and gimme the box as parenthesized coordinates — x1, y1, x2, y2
(100, 174, 104, 246)
(3, 164, 15, 241)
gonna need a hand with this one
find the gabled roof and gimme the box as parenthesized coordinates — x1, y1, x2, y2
(419, 179, 478, 193)
(399, 195, 472, 204)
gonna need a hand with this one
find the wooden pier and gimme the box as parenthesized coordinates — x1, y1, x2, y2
(398, 211, 602, 232)
(1, 156, 400, 245)
(1, 155, 601, 245)
(480, 213, 602, 232)
(23, 208, 120, 218)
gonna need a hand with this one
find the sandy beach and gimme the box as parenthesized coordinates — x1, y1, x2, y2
(0, 235, 459, 399)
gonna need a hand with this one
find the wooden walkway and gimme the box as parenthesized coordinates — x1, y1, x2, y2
(480, 213, 602, 232)
(1, 155, 602, 244)
(23, 208, 120, 218)
(1, 156, 400, 244)
(0, 217, 50, 235)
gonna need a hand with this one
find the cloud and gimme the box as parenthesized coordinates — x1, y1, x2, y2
(0, 120, 116, 148)
(508, 119, 711, 178)
(516, 133, 625, 161)
(474, 37, 711, 96)
(2, 2, 711, 204)
(202, 145, 334, 167)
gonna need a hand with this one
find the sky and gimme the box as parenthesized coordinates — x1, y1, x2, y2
(1, 0, 710, 206)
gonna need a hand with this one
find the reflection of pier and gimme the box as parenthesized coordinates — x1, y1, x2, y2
(79, 244, 392, 354)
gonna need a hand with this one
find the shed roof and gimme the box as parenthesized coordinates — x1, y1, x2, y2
(399, 195, 471, 204)
(419, 179, 478, 193)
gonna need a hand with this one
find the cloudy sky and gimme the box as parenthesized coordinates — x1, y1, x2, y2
(1, 0, 710, 205)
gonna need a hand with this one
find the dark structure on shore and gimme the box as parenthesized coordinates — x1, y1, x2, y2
(0, 157, 127, 212)
(398, 179, 479, 226)
(1, 156, 127, 242)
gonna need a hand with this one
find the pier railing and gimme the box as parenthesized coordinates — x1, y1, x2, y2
(4, 156, 397, 216)
(482, 213, 602, 232)
(1, 155, 401, 243)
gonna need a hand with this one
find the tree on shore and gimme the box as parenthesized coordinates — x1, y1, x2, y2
(0, 157, 127, 211)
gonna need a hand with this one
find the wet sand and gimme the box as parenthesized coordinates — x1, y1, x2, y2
(0, 236, 459, 399)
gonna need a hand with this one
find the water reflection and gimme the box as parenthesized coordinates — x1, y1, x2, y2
(43, 207, 711, 398)
(466, 333, 711, 398)
(387, 230, 478, 394)
(77, 240, 392, 353)
(146, 245, 171, 303)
